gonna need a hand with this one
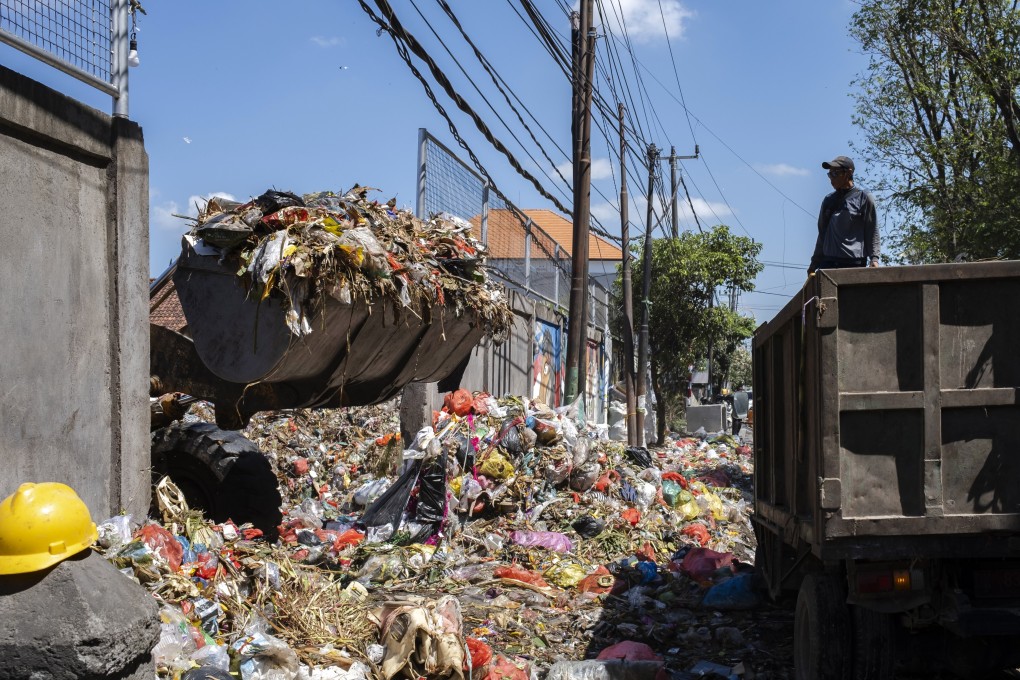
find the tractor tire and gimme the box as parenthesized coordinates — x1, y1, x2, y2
(151, 421, 282, 541)
(795, 572, 851, 680)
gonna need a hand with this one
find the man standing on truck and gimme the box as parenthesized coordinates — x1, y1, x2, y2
(808, 155, 880, 274)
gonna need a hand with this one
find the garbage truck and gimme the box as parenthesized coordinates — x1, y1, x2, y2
(147, 189, 506, 539)
(751, 261, 1020, 679)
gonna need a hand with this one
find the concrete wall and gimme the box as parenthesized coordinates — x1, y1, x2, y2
(0, 66, 150, 520)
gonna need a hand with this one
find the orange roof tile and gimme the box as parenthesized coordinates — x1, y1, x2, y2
(472, 209, 622, 261)
(149, 281, 189, 333)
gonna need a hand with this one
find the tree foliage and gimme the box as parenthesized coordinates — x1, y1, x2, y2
(617, 225, 762, 437)
(850, 0, 1020, 263)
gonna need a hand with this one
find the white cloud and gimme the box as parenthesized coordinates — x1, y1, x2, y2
(590, 194, 731, 232)
(310, 36, 343, 48)
(553, 157, 615, 185)
(756, 163, 809, 177)
(592, 0, 694, 43)
(591, 158, 614, 181)
(151, 191, 236, 232)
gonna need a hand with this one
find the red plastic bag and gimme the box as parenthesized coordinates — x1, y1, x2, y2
(464, 637, 493, 673)
(192, 551, 220, 580)
(332, 529, 365, 551)
(696, 470, 730, 488)
(681, 523, 711, 547)
(493, 566, 550, 588)
(620, 508, 641, 526)
(471, 393, 491, 415)
(485, 656, 529, 680)
(577, 565, 615, 594)
(678, 547, 733, 582)
(135, 523, 183, 572)
(661, 471, 688, 488)
(443, 389, 474, 416)
(597, 641, 667, 680)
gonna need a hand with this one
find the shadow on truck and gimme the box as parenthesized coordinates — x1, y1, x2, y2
(752, 262, 1020, 679)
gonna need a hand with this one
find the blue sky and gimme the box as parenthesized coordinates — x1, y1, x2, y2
(1, 0, 872, 321)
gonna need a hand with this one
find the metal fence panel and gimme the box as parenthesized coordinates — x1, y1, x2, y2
(0, 0, 127, 109)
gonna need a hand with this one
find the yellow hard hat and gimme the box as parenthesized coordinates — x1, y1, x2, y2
(0, 482, 98, 575)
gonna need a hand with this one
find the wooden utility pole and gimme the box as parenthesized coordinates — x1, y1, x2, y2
(564, 0, 594, 409)
(635, 144, 658, 446)
(618, 104, 637, 446)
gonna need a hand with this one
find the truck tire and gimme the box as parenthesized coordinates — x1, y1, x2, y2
(151, 422, 283, 541)
(795, 572, 851, 680)
(850, 605, 895, 679)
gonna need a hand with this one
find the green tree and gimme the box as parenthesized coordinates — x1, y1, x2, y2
(723, 344, 753, 391)
(618, 225, 762, 440)
(850, 0, 1020, 263)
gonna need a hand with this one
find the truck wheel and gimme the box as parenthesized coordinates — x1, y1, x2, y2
(850, 605, 895, 679)
(151, 422, 283, 541)
(795, 572, 851, 680)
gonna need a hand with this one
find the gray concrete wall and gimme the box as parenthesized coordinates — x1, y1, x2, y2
(0, 65, 150, 521)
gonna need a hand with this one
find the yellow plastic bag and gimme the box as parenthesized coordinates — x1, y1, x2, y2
(544, 561, 587, 588)
(479, 451, 515, 480)
(690, 481, 726, 521)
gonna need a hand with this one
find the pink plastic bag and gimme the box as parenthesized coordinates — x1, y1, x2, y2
(509, 530, 573, 553)
(678, 547, 733, 581)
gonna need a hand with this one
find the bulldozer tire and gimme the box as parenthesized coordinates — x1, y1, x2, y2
(151, 421, 282, 541)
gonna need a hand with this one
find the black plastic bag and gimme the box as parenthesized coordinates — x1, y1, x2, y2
(500, 418, 524, 455)
(625, 446, 653, 468)
(572, 515, 605, 538)
(197, 212, 253, 249)
(361, 460, 423, 531)
(415, 451, 448, 524)
(452, 433, 474, 470)
(254, 189, 304, 214)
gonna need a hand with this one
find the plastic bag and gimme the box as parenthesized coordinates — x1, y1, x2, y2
(232, 632, 300, 680)
(189, 642, 230, 671)
(544, 660, 666, 680)
(97, 514, 135, 550)
(625, 446, 653, 468)
(544, 561, 588, 588)
(337, 226, 389, 276)
(510, 530, 573, 553)
(414, 454, 447, 525)
(571, 515, 605, 538)
(255, 189, 304, 215)
(678, 547, 734, 582)
(443, 389, 474, 416)
(493, 565, 550, 588)
(569, 462, 600, 492)
(361, 461, 422, 531)
(701, 573, 761, 610)
(479, 451, 515, 480)
(136, 523, 183, 572)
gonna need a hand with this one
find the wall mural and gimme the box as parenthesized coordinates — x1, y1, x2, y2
(532, 319, 562, 407)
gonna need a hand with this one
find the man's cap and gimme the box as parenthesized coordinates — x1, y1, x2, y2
(822, 156, 855, 172)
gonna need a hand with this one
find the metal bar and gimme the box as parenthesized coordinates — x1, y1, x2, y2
(838, 392, 924, 411)
(416, 128, 428, 219)
(941, 388, 1019, 408)
(921, 283, 944, 514)
(111, 0, 129, 117)
(524, 219, 532, 289)
(0, 30, 118, 96)
(480, 182, 489, 245)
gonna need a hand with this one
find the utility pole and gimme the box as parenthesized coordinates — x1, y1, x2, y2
(618, 103, 637, 446)
(635, 144, 658, 447)
(564, 0, 594, 409)
(670, 146, 678, 239)
(664, 146, 698, 238)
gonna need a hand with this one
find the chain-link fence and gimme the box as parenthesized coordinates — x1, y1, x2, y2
(0, 0, 129, 112)
(416, 129, 611, 320)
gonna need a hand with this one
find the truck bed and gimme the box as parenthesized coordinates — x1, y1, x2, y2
(752, 262, 1020, 561)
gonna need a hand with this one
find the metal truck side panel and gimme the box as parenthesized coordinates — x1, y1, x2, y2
(753, 262, 1020, 561)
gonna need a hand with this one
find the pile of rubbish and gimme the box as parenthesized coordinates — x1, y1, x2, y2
(102, 394, 789, 679)
(185, 186, 514, 339)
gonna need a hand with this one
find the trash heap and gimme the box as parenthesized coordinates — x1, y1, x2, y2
(186, 186, 514, 339)
(105, 394, 789, 679)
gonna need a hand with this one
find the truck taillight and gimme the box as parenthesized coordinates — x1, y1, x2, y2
(857, 571, 894, 593)
(857, 566, 923, 594)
